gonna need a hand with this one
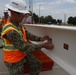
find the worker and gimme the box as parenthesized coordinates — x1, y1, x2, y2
(0, 18, 3, 37)
(22, 12, 35, 24)
(0, 8, 9, 36)
(1, 0, 54, 75)
(2, 8, 10, 24)
(0, 8, 9, 35)
(0, 8, 9, 48)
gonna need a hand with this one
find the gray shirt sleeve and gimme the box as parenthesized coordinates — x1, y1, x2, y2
(26, 16, 32, 23)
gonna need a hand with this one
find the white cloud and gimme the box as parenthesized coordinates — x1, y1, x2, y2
(33, 0, 76, 22)
(57, 0, 76, 3)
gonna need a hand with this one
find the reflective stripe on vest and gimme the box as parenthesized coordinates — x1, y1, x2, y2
(1, 22, 27, 63)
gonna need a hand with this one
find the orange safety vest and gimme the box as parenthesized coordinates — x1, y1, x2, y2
(0, 25, 2, 28)
(0, 19, 3, 28)
(3, 19, 7, 24)
(2, 16, 10, 25)
(1, 21, 27, 63)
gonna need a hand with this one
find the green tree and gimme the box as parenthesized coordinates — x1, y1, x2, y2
(45, 15, 53, 24)
(67, 16, 74, 25)
(33, 13, 39, 23)
(73, 17, 76, 25)
(57, 19, 62, 25)
(40, 16, 45, 24)
(51, 19, 57, 24)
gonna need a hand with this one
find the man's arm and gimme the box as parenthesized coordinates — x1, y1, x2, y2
(4, 30, 41, 52)
(25, 28, 40, 41)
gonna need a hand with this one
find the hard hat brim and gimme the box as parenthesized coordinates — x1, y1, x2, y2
(5, 4, 30, 14)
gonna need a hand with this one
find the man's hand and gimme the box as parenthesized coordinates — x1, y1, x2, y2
(41, 41, 54, 50)
(40, 35, 49, 41)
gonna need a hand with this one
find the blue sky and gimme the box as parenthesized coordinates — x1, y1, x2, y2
(0, 0, 76, 22)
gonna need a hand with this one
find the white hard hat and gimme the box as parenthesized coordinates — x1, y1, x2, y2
(5, 0, 29, 14)
(4, 8, 8, 12)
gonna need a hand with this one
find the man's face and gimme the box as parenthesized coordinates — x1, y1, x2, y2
(15, 12, 25, 23)
(4, 12, 8, 16)
(4, 12, 8, 19)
